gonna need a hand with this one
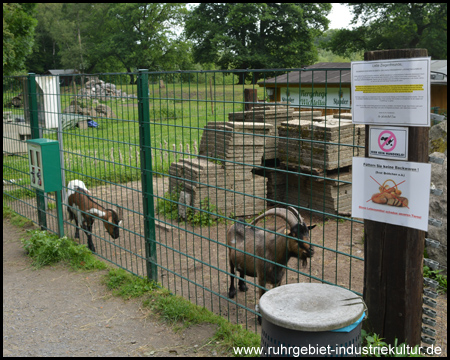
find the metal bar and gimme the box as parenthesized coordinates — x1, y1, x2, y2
(137, 69, 158, 282)
(27, 73, 47, 230)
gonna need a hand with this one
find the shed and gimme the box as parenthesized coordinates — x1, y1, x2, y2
(430, 60, 447, 114)
(45, 69, 80, 86)
(259, 60, 447, 115)
(258, 63, 351, 115)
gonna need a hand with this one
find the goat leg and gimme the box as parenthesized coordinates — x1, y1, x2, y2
(228, 261, 237, 299)
(82, 222, 96, 252)
(87, 236, 96, 252)
(238, 271, 248, 292)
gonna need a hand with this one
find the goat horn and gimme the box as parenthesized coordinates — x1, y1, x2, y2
(286, 206, 304, 223)
(250, 207, 301, 228)
(117, 206, 123, 221)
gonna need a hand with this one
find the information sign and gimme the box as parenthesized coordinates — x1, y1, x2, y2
(351, 58, 431, 126)
(369, 126, 408, 160)
(352, 157, 431, 231)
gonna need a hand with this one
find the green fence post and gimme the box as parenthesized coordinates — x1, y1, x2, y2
(137, 69, 158, 282)
(27, 73, 47, 230)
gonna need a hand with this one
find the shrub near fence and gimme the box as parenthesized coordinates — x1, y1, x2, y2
(3, 68, 364, 332)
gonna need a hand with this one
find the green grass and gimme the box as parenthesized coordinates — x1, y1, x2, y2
(21, 229, 108, 270)
(361, 330, 423, 357)
(424, 265, 447, 294)
(3, 204, 35, 228)
(3, 81, 262, 198)
(104, 268, 261, 356)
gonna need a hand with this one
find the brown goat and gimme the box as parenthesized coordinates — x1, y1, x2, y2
(66, 180, 123, 252)
(227, 207, 315, 301)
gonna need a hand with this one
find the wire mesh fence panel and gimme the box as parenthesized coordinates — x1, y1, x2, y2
(3, 68, 365, 333)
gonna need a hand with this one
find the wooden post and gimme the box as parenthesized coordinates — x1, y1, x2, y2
(363, 49, 429, 347)
(244, 89, 257, 111)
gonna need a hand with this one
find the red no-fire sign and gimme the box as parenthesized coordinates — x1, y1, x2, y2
(369, 126, 408, 160)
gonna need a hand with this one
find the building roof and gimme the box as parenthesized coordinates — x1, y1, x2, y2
(260, 60, 448, 86)
(258, 63, 351, 86)
(430, 60, 447, 85)
(45, 69, 80, 75)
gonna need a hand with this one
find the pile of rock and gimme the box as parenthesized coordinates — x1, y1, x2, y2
(169, 121, 272, 217)
(63, 101, 115, 119)
(427, 120, 447, 273)
(79, 78, 137, 101)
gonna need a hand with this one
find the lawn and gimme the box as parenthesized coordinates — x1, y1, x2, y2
(3, 79, 267, 196)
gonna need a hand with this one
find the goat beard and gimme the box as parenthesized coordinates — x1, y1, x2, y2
(301, 255, 308, 268)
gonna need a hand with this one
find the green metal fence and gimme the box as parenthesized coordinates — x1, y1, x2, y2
(3, 68, 364, 331)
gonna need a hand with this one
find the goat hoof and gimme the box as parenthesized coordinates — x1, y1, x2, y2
(239, 284, 248, 292)
(228, 289, 236, 299)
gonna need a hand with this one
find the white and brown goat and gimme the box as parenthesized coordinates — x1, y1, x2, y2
(66, 180, 123, 252)
(227, 206, 315, 301)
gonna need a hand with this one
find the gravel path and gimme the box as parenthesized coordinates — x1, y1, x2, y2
(3, 219, 219, 357)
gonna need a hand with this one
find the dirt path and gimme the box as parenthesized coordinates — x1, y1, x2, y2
(2, 219, 220, 357)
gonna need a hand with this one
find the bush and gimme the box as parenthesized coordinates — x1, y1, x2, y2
(21, 230, 107, 270)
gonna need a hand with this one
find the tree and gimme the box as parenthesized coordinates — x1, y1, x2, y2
(104, 3, 189, 83)
(325, 3, 447, 59)
(185, 3, 331, 83)
(25, 4, 63, 74)
(3, 3, 38, 75)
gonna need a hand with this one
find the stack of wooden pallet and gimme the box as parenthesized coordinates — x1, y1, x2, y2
(169, 121, 272, 217)
(278, 119, 359, 171)
(275, 117, 359, 214)
(331, 113, 366, 157)
(228, 106, 295, 161)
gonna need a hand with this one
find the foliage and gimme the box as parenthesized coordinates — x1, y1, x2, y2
(185, 3, 332, 83)
(186, 198, 224, 227)
(21, 229, 107, 270)
(423, 265, 447, 293)
(324, 4, 447, 59)
(361, 330, 423, 357)
(156, 185, 224, 227)
(3, 3, 38, 75)
(25, 4, 189, 77)
(156, 188, 181, 220)
(103, 3, 189, 81)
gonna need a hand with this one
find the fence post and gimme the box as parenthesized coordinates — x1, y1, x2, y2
(244, 89, 257, 111)
(137, 69, 158, 282)
(363, 49, 429, 347)
(27, 73, 47, 230)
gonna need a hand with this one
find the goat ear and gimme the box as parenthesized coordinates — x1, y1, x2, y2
(308, 225, 317, 231)
(118, 220, 123, 227)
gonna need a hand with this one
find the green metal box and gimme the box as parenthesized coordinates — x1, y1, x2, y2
(26, 139, 62, 192)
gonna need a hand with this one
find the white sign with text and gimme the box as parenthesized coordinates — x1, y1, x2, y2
(352, 157, 431, 231)
(351, 57, 431, 126)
